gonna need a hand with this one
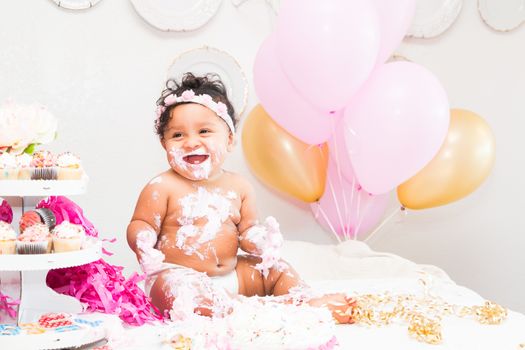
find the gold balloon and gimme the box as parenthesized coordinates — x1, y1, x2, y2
(397, 109, 495, 210)
(242, 104, 328, 203)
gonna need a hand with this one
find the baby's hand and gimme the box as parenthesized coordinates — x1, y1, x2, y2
(136, 230, 165, 275)
(245, 216, 285, 278)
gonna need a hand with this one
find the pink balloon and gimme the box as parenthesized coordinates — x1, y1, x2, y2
(372, 0, 416, 63)
(254, 33, 338, 145)
(275, 0, 380, 112)
(311, 161, 390, 239)
(344, 62, 450, 195)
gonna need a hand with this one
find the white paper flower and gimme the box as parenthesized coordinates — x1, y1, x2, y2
(0, 100, 57, 154)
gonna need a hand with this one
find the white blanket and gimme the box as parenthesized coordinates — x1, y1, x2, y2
(101, 240, 525, 349)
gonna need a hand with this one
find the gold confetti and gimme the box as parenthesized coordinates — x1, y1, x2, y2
(348, 291, 507, 345)
(408, 314, 442, 345)
(473, 301, 508, 325)
(168, 334, 192, 350)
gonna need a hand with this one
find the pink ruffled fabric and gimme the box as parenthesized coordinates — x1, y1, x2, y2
(0, 290, 20, 321)
(0, 198, 13, 224)
(36, 196, 98, 237)
(47, 259, 162, 326)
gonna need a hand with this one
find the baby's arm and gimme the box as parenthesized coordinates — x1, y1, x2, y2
(237, 180, 262, 255)
(127, 175, 168, 274)
(237, 178, 285, 277)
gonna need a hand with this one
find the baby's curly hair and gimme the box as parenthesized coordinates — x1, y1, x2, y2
(155, 73, 237, 139)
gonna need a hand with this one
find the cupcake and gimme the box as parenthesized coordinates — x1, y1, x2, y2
(16, 223, 52, 254)
(0, 221, 17, 254)
(51, 221, 85, 252)
(19, 211, 44, 233)
(16, 153, 33, 180)
(56, 152, 82, 180)
(30, 150, 57, 180)
(0, 152, 18, 180)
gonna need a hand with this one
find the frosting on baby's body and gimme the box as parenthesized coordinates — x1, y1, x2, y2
(152, 169, 242, 277)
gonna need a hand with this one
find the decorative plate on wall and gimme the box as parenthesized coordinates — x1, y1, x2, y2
(387, 53, 412, 63)
(51, 0, 102, 10)
(129, 0, 223, 32)
(231, 0, 280, 13)
(167, 46, 248, 116)
(406, 0, 463, 38)
(478, 0, 525, 32)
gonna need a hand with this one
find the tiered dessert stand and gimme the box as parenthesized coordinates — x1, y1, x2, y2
(0, 178, 108, 349)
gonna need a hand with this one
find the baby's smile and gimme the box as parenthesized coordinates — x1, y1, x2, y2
(183, 154, 210, 165)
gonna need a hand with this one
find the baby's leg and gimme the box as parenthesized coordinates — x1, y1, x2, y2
(236, 254, 304, 297)
(236, 255, 355, 324)
(149, 268, 228, 319)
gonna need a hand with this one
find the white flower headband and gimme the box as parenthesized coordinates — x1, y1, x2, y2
(156, 89, 235, 134)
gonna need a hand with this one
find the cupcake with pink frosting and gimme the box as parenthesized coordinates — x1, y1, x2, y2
(56, 152, 82, 180)
(51, 221, 85, 252)
(30, 150, 57, 180)
(0, 152, 18, 180)
(0, 221, 17, 254)
(16, 223, 52, 254)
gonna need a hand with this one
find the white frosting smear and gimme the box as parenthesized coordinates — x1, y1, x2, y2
(136, 229, 165, 275)
(245, 216, 286, 278)
(169, 147, 212, 180)
(176, 187, 234, 258)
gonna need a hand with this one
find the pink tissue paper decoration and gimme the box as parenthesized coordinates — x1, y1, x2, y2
(0, 198, 13, 224)
(0, 291, 20, 321)
(47, 259, 163, 326)
(37, 196, 98, 237)
(37, 196, 162, 325)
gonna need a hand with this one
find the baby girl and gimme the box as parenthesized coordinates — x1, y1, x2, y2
(126, 73, 353, 322)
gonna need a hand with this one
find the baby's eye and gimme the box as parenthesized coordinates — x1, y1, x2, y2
(199, 129, 211, 135)
(173, 132, 183, 139)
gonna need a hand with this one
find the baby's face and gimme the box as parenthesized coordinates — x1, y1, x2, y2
(161, 103, 234, 181)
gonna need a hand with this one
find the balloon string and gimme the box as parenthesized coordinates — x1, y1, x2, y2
(353, 193, 373, 240)
(326, 175, 348, 240)
(315, 202, 342, 244)
(330, 121, 350, 238)
(364, 206, 404, 244)
(330, 115, 353, 239)
(353, 193, 366, 240)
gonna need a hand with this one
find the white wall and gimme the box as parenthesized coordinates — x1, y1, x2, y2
(1, 0, 523, 314)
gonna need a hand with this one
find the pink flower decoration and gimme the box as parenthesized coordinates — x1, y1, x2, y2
(216, 102, 228, 115)
(181, 90, 195, 101)
(200, 94, 213, 104)
(0, 199, 13, 224)
(164, 94, 177, 105)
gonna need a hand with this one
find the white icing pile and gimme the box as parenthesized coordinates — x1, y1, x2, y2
(163, 296, 338, 350)
(245, 216, 286, 278)
(163, 268, 233, 322)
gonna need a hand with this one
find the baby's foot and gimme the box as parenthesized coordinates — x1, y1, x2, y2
(308, 293, 356, 324)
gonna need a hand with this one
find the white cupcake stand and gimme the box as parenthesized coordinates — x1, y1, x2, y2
(0, 179, 109, 349)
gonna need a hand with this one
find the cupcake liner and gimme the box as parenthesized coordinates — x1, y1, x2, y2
(16, 240, 51, 254)
(53, 237, 83, 253)
(58, 167, 82, 180)
(0, 240, 16, 254)
(17, 168, 31, 180)
(0, 169, 19, 180)
(35, 208, 57, 230)
(31, 167, 57, 180)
